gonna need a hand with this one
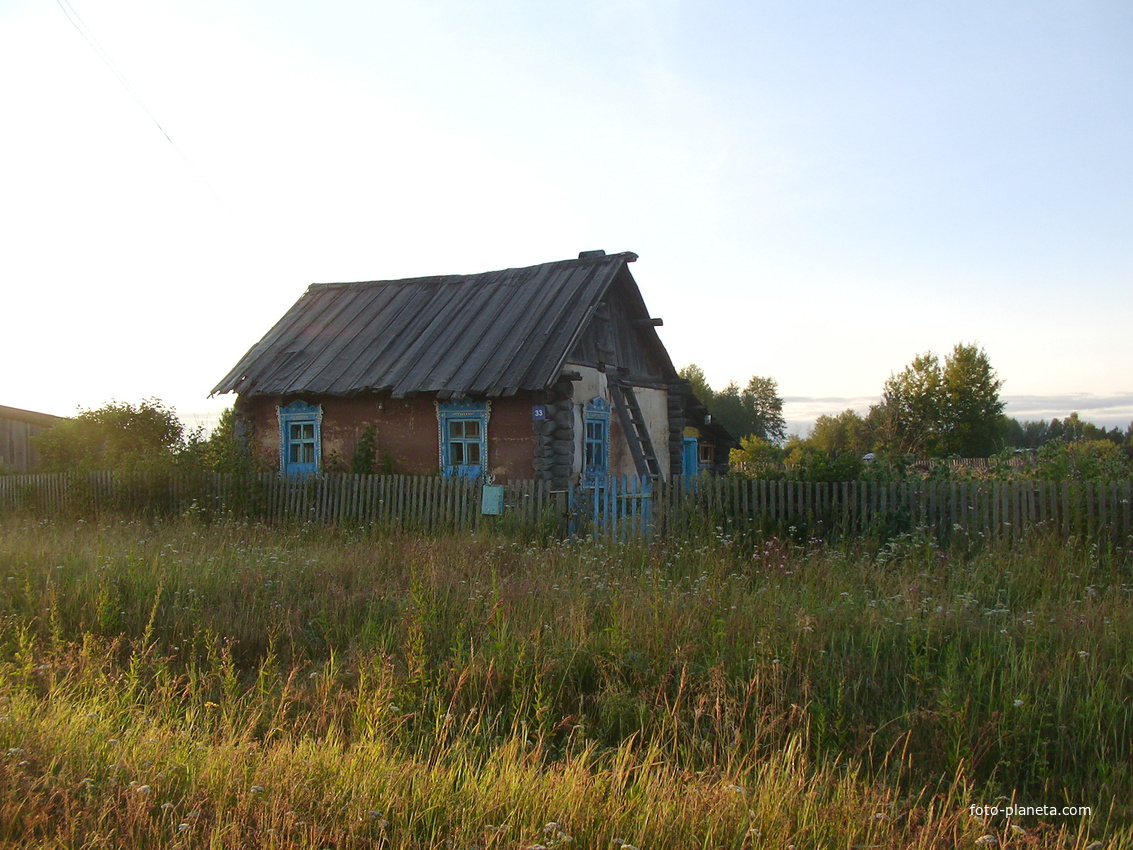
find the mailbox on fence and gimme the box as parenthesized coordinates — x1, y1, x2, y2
(481, 484, 505, 515)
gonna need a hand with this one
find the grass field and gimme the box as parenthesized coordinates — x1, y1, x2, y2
(0, 516, 1130, 848)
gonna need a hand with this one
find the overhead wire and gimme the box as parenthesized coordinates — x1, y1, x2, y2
(54, 0, 175, 145)
(52, 0, 220, 201)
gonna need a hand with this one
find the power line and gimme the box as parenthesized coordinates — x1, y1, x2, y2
(53, 0, 219, 200)
(54, 0, 174, 145)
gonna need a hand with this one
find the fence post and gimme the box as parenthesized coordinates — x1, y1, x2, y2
(3, 471, 1128, 546)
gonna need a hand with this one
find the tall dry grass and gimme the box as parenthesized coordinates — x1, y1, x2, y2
(0, 516, 1129, 848)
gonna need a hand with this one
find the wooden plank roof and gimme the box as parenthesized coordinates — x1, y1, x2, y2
(211, 251, 656, 399)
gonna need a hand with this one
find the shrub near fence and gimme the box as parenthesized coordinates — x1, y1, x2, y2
(1, 471, 1130, 544)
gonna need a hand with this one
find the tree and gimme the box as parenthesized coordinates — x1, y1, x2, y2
(878, 343, 1004, 457)
(679, 364, 714, 407)
(709, 381, 745, 441)
(679, 366, 787, 444)
(741, 376, 787, 444)
(940, 343, 1004, 456)
(809, 409, 872, 457)
(783, 443, 864, 482)
(33, 399, 188, 473)
(730, 434, 784, 474)
(709, 378, 787, 444)
(878, 351, 945, 456)
(201, 407, 257, 473)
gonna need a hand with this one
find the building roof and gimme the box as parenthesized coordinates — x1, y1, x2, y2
(212, 251, 673, 399)
(0, 405, 65, 427)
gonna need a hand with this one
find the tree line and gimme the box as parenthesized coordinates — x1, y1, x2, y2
(16, 348, 1133, 484)
(683, 343, 1133, 482)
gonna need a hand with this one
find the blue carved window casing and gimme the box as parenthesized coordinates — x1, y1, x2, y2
(279, 401, 322, 475)
(437, 399, 489, 478)
(583, 397, 610, 487)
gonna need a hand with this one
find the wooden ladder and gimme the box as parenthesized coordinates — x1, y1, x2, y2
(608, 377, 662, 482)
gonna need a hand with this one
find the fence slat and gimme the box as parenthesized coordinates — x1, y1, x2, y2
(3, 471, 1129, 545)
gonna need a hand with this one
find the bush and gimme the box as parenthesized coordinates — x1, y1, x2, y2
(33, 399, 187, 473)
(1033, 439, 1132, 481)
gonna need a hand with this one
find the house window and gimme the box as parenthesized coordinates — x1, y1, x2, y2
(278, 401, 322, 475)
(698, 442, 714, 467)
(583, 397, 610, 486)
(437, 399, 490, 478)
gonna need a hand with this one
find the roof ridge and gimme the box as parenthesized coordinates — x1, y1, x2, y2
(306, 252, 636, 292)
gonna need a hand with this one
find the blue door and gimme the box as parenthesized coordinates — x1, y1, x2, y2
(682, 436, 699, 476)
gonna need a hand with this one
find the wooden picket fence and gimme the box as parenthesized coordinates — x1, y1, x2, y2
(653, 476, 1133, 545)
(0, 472, 559, 535)
(1, 471, 1131, 544)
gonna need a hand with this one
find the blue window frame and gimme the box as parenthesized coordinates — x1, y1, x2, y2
(279, 401, 322, 475)
(437, 399, 489, 478)
(582, 397, 610, 487)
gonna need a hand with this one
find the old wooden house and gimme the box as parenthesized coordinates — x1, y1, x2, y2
(211, 251, 734, 487)
(1, 405, 64, 473)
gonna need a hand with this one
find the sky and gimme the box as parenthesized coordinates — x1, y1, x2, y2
(2, 0, 1131, 436)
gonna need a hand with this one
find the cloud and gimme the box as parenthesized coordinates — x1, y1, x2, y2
(1002, 393, 1133, 428)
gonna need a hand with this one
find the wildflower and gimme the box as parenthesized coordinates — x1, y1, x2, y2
(975, 836, 997, 846)
(1078, 651, 1090, 659)
(726, 784, 747, 794)
(137, 785, 151, 794)
(1013, 699, 1024, 707)
(250, 785, 264, 794)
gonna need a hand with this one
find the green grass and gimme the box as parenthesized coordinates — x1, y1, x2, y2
(0, 516, 1130, 848)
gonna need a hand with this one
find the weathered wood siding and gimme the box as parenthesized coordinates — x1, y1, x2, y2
(0, 406, 63, 473)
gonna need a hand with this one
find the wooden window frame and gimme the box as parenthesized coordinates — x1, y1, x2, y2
(278, 400, 322, 476)
(582, 397, 611, 487)
(437, 399, 490, 478)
